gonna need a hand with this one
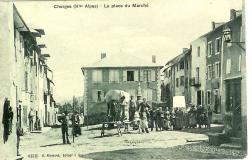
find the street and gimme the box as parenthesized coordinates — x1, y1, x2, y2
(19, 125, 246, 160)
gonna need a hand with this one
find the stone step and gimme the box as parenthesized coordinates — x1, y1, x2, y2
(230, 137, 241, 144)
(220, 143, 242, 150)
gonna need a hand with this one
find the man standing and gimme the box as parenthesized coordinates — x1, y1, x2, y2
(129, 96, 137, 121)
(139, 98, 150, 133)
(28, 110, 34, 132)
(59, 111, 70, 144)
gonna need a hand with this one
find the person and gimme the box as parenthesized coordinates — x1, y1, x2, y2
(136, 95, 142, 111)
(28, 110, 34, 132)
(163, 111, 171, 130)
(174, 108, 183, 130)
(121, 98, 129, 121)
(149, 106, 157, 131)
(156, 107, 164, 131)
(207, 105, 213, 129)
(59, 111, 70, 144)
(138, 98, 150, 133)
(34, 115, 41, 131)
(107, 100, 117, 122)
(129, 96, 137, 121)
(188, 105, 197, 128)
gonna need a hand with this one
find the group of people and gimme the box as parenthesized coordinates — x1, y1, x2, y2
(28, 110, 41, 132)
(58, 111, 83, 144)
(107, 95, 214, 133)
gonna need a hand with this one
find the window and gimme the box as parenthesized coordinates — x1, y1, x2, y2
(127, 71, 134, 81)
(207, 41, 213, 57)
(168, 69, 171, 77)
(238, 55, 241, 72)
(143, 70, 151, 82)
(215, 62, 221, 78)
(180, 61, 184, 70)
(92, 90, 104, 102)
(215, 37, 222, 54)
(176, 65, 179, 72)
(109, 70, 119, 83)
(180, 76, 184, 86)
(207, 90, 211, 105)
(226, 59, 231, 74)
(176, 78, 179, 87)
(197, 46, 200, 57)
(196, 67, 200, 83)
(25, 72, 28, 91)
(92, 70, 102, 82)
(207, 65, 212, 79)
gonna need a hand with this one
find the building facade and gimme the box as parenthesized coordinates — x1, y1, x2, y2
(162, 48, 191, 108)
(162, 9, 245, 127)
(190, 37, 207, 107)
(81, 53, 162, 124)
(0, 4, 56, 158)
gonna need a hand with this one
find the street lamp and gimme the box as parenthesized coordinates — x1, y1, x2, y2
(223, 27, 232, 43)
(222, 27, 245, 51)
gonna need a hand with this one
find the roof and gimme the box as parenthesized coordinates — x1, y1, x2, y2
(82, 53, 163, 69)
(199, 14, 242, 39)
(165, 48, 191, 68)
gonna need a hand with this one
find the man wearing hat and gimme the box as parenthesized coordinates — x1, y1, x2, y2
(129, 96, 137, 121)
(59, 111, 71, 144)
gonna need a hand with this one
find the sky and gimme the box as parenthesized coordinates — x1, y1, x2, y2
(14, 0, 242, 102)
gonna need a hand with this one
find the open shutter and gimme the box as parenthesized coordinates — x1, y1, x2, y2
(123, 70, 127, 81)
(92, 90, 97, 102)
(151, 70, 156, 81)
(139, 70, 144, 81)
(134, 70, 139, 82)
(109, 70, 113, 83)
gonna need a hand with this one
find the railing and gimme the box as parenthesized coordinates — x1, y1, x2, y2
(190, 77, 201, 86)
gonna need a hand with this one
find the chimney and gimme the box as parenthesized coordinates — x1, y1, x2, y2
(152, 55, 156, 63)
(230, 9, 236, 20)
(212, 21, 216, 30)
(101, 53, 106, 59)
(182, 48, 188, 53)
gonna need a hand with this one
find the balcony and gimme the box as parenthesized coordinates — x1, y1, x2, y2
(190, 77, 201, 87)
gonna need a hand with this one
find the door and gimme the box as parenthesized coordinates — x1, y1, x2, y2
(232, 79, 241, 132)
(197, 90, 202, 106)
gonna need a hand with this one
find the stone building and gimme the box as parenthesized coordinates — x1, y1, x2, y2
(162, 48, 191, 108)
(0, 4, 56, 158)
(190, 37, 207, 107)
(221, 11, 243, 135)
(81, 53, 162, 124)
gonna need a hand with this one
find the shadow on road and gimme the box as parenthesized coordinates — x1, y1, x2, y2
(177, 125, 224, 135)
(40, 143, 65, 147)
(83, 143, 245, 160)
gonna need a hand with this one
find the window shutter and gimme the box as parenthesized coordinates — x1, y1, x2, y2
(151, 70, 156, 81)
(109, 70, 113, 83)
(92, 90, 97, 102)
(134, 70, 139, 81)
(139, 70, 144, 81)
(115, 70, 119, 82)
(123, 70, 127, 81)
(101, 90, 105, 101)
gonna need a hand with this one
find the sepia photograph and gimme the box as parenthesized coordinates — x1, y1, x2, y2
(0, 0, 249, 159)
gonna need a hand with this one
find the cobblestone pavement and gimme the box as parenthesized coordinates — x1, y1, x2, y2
(19, 125, 246, 160)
